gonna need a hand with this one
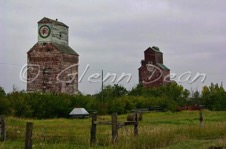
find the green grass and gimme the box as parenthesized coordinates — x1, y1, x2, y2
(1, 110, 226, 149)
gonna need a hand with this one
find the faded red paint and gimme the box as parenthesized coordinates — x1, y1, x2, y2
(138, 47, 170, 88)
(27, 43, 79, 94)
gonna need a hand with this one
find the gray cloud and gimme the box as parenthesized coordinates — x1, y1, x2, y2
(1, 0, 226, 94)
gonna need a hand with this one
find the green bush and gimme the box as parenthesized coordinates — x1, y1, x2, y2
(0, 82, 225, 118)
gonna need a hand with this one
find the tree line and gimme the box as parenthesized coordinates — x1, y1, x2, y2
(0, 82, 225, 118)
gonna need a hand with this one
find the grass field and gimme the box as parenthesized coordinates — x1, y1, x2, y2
(0, 110, 226, 149)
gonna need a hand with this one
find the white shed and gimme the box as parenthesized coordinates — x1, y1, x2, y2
(69, 108, 89, 118)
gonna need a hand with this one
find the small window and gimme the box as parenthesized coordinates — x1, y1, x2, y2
(148, 61, 153, 64)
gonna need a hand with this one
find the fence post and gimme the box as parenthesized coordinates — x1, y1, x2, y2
(134, 112, 138, 137)
(199, 110, 204, 128)
(0, 116, 6, 141)
(90, 112, 97, 145)
(25, 122, 33, 149)
(112, 113, 118, 143)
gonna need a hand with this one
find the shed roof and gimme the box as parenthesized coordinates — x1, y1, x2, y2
(69, 108, 89, 116)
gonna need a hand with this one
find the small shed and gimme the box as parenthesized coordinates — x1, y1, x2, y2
(69, 108, 89, 118)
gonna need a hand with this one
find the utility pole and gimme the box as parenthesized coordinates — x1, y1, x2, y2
(101, 70, 104, 107)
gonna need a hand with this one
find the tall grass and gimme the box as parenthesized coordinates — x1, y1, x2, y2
(1, 111, 226, 149)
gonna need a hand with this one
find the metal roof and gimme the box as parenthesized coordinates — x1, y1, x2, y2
(38, 17, 68, 28)
(53, 43, 79, 56)
(157, 63, 170, 71)
(145, 47, 162, 53)
(69, 108, 89, 115)
(27, 42, 79, 56)
(151, 46, 162, 53)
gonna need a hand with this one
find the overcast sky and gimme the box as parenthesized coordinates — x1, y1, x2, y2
(1, 0, 226, 94)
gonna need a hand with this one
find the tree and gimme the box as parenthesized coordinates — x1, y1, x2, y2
(0, 86, 6, 96)
(0, 94, 9, 115)
(182, 89, 190, 99)
(188, 90, 202, 106)
(202, 83, 226, 110)
(112, 84, 128, 97)
(129, 84, 144, 96)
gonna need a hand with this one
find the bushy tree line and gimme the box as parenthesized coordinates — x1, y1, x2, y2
(0, 91, 96, 118)
(201, 83, 226, 110)
(0, 83, 225, 118)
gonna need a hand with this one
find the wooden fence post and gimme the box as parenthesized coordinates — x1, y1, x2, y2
(0, 116, 6, 141)
(90, 112, 97, 145)
(134, 112, 138, 137)
(25, 122, 33, 149)
(112, 113, 118, 143)
(199, 110, 204, 128)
